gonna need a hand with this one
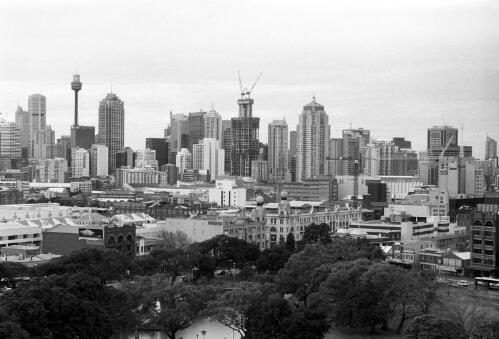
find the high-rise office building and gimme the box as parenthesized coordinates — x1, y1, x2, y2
(485, 136, 497, 161)
(328, 138, 344, 176)
(37, 158, 67, 183)
(28, 94, 46, 158)
(342, 128, 370, 175)
(33, 127, 55, 160)
(176, 148, 192, 178)
(135, 149, 158, 169)
(297, 97, 330, 181)
(0, 117, 21, 169)
(168, 113, 189, 154)
(71, 148, 90, 178)
(364, 141, 418, 177)
(90, 144, 108, 177)
(222, 120, 232, 174)
(188, 111, 206, 151)
(268, 120, 288, 182)
(231, 93, 260, 177)
(15, 105, 29, 159)
(200, 138, 224, 181)
(427, 126, 458, 149)
(146, 138, 169, 168)
(204, 109, 222, 141)
(116, 147, 136, 169)
(98, 93, 124, 174)
(71, 125, 95, 150)
(289, 130, 298, 182)
(56, 136, 72, 162)
(393, 137, 411, 149)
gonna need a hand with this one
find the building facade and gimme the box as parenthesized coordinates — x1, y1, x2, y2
(98, 93, 124, 174)
(297, 97, 330, 181)
(90, 144, 109, 177)
(268, 120, 288, 182)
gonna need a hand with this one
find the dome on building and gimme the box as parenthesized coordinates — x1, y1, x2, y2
(235, 218, 246, 226)
(256, 195, 265, 204)
(280, 191, 288, 199)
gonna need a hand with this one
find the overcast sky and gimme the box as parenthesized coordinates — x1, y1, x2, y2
(1, 0, 498, 157)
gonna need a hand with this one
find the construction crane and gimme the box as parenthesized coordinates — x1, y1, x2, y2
(238, 71, 262, 98)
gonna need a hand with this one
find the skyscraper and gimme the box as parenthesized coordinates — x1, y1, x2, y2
(15, 105, 29, 159)
(0, 117, 21, 169)
(485, 136, 497, 161)
(146, 137, 169, 168)
(90, 144, 108, 177)
(188, 111, 206, 151)
(231, 93, 260, 177)
(116, 147, 136, 168)
(98, 93, 124, 174)
(427, 125, 458, 149)
(268, 120, 288, 182)
(297, 97, 330, 181)
(71, 148, 90, 178)
(222, 120, 232, 174)
(342, 127, 370, 175)
(32, 126, 55, 160)
(204, 109, 222, 141)
(28, 94, 46, 158)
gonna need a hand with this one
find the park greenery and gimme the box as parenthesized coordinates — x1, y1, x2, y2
(0, 224, 498, 338)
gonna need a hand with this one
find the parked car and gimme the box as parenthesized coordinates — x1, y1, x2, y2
(458, 280, 470, 287)
(436, 278, 448, 284)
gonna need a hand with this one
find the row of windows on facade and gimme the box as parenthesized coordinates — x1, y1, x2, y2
(472, 258, 494, 265)
(1, 234, 41, 240)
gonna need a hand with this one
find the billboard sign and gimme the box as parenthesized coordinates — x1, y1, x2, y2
(78, 228, 104, 240)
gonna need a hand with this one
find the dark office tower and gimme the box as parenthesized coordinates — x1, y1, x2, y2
(56, 135, 72, 162)
(222, 120, 232, 174)
(71, 126, 95, 150)
(15, 105, 29, 161)
(392, 137, 411, 149)
(146, 138, 169, 168)
(28, 94, 46, 158)
(231, 94, 260, 177)
(485, 136, 497, 161)
(288, 130, 298, 181)
(98, 93, 124, 174)
(188, 111, 206, 151)
(116, 147, 135, 169)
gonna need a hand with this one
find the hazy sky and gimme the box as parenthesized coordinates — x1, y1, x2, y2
(1, 0, 498, 157)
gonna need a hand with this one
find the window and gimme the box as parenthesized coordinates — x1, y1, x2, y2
(472, 230, 480, 236)
(485, 231, 493, 237)
(473, 239, 482, 245)
(485, 250, 494, 255)
(473, 249, 482, 254)
(473, 258, 481, 264)
(485, 221, 494, 227)
(485, 241, 494, 246)
(473, 220, 482, 226)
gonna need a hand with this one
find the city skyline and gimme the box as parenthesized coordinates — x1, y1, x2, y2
(1, 0, 498, 158)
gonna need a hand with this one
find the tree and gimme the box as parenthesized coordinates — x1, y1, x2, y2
(302, 223, 331, 245)
(161, 230, 190, 250)
(405, 315, 466, 339)
(149, 248, 190, 285)
(410, 271, 440, 315)
(151, 284, 215, 339)
(192, 235, 260, 270)
(32, 248, 136, 284)
(0, 262, 29, 288)
(1, 273, 134, 338)
(470, 321, 499, 339)
(312, 258, 378, 333)
(206, 282, 275, 338)
(255, 247, 292, 274)
(285, 232, 296, 252)
(0, 321, 29, 339)
(247, 295, 328, 339)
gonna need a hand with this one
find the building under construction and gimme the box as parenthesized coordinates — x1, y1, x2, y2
(230, 74, 261, 177)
